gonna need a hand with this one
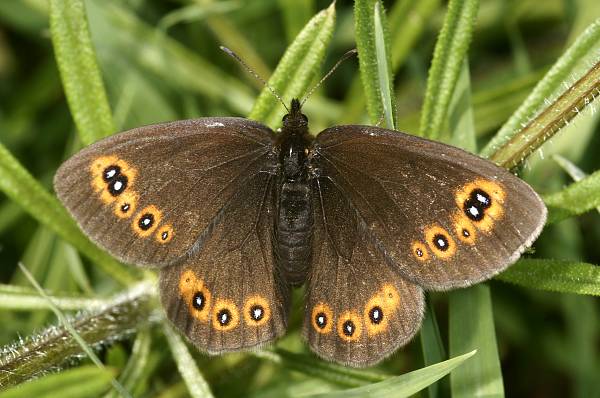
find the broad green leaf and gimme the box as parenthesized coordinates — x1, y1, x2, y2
(0, 143, 136, 285)
(249, 2, 336, 127)
(419, 0, 479, 140)
(481, 19, 600, 161)
(497, 259, 600, 296)
(163, 324, 214, 398)
(543, 169, 600, 223)
(306, 350, 476, 398)
(0, 366, 116, 398)
(449, 285, 504, 398)
(49, 0, 115, 145)
(355, 0, 395, 127)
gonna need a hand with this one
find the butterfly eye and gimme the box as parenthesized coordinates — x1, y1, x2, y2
(311, 303, 333, 334)
(212, 299, 240, 331)
(243, 295, 271, 326)
(337, 311, 362, 342)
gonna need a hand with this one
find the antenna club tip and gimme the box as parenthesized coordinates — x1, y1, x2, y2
(220, 46, 234, 55)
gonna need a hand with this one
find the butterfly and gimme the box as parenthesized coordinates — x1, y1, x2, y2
(54, 98, 546, 367)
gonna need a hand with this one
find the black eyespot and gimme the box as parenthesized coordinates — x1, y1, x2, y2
(343, 320, 355, 336)
(192, 292, 205, 311)
(249, 305, 264, 321)
(107, 175, 128, 196)
(415, 248, 423, 257)
(433, 234, 449, 251)
(138, 213, 154, 230)
(471, 189, 491, 208)
(161, 231, 169, 240)
(315, 312, 328, 329)
(103, 165, 121, 182)
(464, 199, 484, 221)
(462, 228, 470, 237)
(121, 203, 130, 213)
(217, 309, 232, 326)
(369, 306, 384, 324)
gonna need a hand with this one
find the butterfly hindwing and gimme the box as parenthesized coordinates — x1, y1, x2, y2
(54, 118, 275, 267)
(159, 173, 291, 353)
(304, 175, 424, 367)
(311, 126, 546, 291)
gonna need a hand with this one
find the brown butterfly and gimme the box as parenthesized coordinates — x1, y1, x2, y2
(54, 98, 546, 367)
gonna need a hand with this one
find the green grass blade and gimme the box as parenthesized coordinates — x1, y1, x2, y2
(497, 259, 600, 296)
(0, 366, 116, 398)
(278, 0, 315, 43)
(449, 60, 476, 151)
(481, 19, 600, 159)
(419, 0, 479, 140)
(163, 323, 214, 398)
(553, 154, 600, 213)
(49, 0, 115, 145)
(449, 285, 505, 398)
(354, 0, 395, 127)
(248, 2, 336, 127)
(306, 350, 476, 398)
(0, 283, 108, 311)
(0, 143, 136, 284)
(543, 168, 600, 223)
(420, 301, 447, 398)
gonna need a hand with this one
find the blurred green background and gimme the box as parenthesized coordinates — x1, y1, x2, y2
(0, 0, 599, 397)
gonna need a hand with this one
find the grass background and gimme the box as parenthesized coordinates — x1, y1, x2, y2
(0, 0, 599, 397)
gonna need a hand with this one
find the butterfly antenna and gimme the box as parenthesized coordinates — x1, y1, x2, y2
(300, 48, 358, 107)
(220, 46, 289, 112)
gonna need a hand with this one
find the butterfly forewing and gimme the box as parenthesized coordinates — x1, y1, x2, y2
(54, 118, 275, 267)
(311, 125, 547, 291)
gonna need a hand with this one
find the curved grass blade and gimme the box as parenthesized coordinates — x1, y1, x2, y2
(0, 143, 136, 285)
(449, 285, 504, 398)
(306, 351, 476, 398)
(0, 366, 116, 398)
(0, 283, 108, 311)
(553, 155, 600, 213)
(419, 0, 479, 140)
(543, 168, 600, 223)
(497, 259, 600, 296)
(420, 301, 447, 398)
(355, 0, 395, 127)
(49, 0, 115, 145)
(481, 19, 600, 160)
(163, 323, 214, 398)
(248, 2, 336, 127)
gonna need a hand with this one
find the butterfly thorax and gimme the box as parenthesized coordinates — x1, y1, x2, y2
(274, 99, 314, 286)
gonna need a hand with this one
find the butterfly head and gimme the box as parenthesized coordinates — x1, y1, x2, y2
(282, 98, 308, 132)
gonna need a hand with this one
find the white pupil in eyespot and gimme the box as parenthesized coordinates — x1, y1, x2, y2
(220, 313, 228, 323)
(476, 193, 487, 203)
(437, 238, 446, 247)
(468, 206, 480, 217)
(106, 169, 116, 179)
(162, 232, 168, 240)
(143, 218, 151, 226)
(253, 308, 262, 318)
(373, 309, 380, 319)
(318, 316, 325, 324)
(113, 181, 123, 191)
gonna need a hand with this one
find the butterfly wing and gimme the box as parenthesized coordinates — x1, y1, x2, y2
(303, 175, 424, 367)
(311, 125, 547, 291)
(54, 118, 276, 267)
(159, 172, 291, 353)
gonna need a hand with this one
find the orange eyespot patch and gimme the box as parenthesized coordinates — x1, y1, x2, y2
(179, 270, 211, 322)
(114, 191, 139, 219)
(132, 205, 162, 237)
(212, 299, 240, 331)
(337, 311, 362, 342)
(243, 295, 271, 326)
(424, 225, 456, 259)
(380, 283, 401, 312)
(452, 212, 477, 244)
(412, 241, 430, 262)
(311, 303, 334, 334)
(364, 293, 390, 336)
(90, 156, 138, 205)
(156, 224, 174, 244)
(455, 179, 505, 233)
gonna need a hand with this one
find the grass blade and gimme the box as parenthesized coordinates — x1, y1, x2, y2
(0, 366, 116, 398)
(49, 0, 115, 145)
(420, 301, 447, 398)
(306, 350, 476, 398)
(449, 285, 505, 397)
(355, 0, 395, 127)
(0, 283, 109, 311)
(163, 323, 214, 398)
(481, 19, 600, 160)
(543, 168, 600, 223)
(553, 154, 600, 213)
(497, 259, 600, 296)
(419, 0, 479, 140)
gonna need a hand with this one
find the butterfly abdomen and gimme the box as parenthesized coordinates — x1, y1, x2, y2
(275, 180, 313, 285)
